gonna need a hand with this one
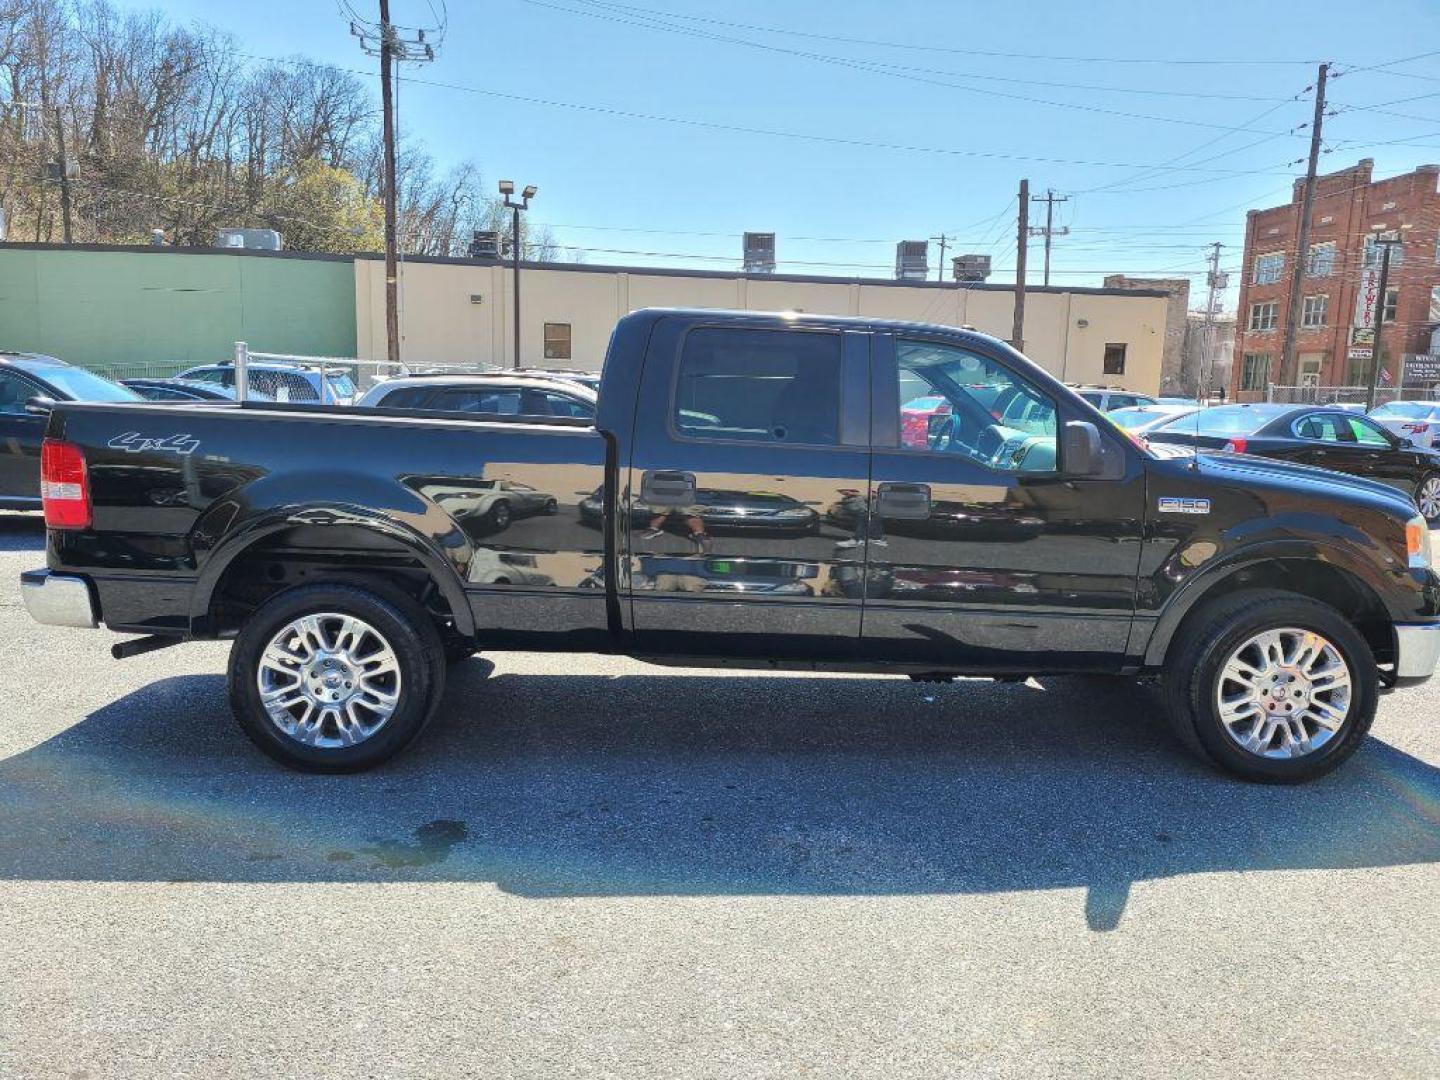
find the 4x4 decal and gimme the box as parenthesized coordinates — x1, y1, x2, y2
(107, 432, 200, 456)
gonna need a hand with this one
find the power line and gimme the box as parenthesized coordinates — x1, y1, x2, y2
(517, 0, 1313, 137)
(238, 51, 1303, 177)
(556, 0, 1321, 66)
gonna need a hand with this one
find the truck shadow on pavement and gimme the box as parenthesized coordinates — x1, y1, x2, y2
(1, 662, 1437, 931)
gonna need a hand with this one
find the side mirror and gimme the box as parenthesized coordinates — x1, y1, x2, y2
(24, 395, 56, 416)
(1062, 420, 1104, 477)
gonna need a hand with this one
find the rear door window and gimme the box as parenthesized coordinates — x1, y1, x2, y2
(434, 388, 523, 414)
(673, 327, 841, 445)
(1294, 413, 1353, 442)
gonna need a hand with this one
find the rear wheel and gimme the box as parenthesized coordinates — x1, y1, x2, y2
(1163, 590, 1376, 783)
(489, 500, 512, 530)
(1416, 472, 1440, 523)
(228, 583, 444, 772)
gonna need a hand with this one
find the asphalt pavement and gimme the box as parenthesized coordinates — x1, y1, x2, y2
(0, 512, 1436, 1078)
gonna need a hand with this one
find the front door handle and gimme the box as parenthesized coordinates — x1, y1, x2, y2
(640, 470, 697, 506)
(876, 482, 931, 520)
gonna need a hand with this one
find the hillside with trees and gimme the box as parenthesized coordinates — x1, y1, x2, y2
(0, 0, 554, 257)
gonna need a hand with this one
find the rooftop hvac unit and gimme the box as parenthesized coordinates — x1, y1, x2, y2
(895, 240, 929, 281)
(952, 254, 991, 283)
(743, 232, 776, 273)
(216, 228, 283, 251)
(468, 230, 503, 259)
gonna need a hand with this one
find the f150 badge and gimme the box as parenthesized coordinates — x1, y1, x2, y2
(108, 432, 200, 456)
(1158, 496, 1210, 515)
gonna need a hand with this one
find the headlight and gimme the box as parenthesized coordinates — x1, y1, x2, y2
(1406, 514, 1430, 570)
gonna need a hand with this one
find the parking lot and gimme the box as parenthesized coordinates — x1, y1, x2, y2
(0, 512, 1436, 1079)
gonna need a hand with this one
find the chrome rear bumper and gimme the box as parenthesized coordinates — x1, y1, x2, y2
(20, 570, 98, 629)
(1394, 622, 1440, 680)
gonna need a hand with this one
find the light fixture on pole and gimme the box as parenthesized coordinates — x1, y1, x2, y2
(500, 180, 537, 369)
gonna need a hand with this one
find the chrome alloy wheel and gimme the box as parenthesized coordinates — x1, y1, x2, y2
(256, 613, 402, 748)
(1215, 627, 1352, 759)
(1418, 476, 1440, 521)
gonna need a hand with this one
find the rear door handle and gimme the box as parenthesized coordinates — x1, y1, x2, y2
(640, 470, 697, 506)
(876, 482, 931, 520)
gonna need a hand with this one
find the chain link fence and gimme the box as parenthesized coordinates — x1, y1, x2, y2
(1262, 384, 1440, 408)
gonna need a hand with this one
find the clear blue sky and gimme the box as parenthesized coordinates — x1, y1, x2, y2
(119, 0, 1440, 307)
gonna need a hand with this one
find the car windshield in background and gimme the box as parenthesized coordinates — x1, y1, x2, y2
(327, 372, 357, 398)
(1374, 401, 1440, 419)
(32, 366, 141, 402)
(1155, 405, 1287, 436)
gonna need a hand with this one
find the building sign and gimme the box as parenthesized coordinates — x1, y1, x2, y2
(1404, 354, 1440, 387)
(1353, 267, 1381, 330)
(1348, 346, 1373, 360)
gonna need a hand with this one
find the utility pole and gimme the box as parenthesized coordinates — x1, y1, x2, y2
(351, 5, 437, 367)
(1365, 232, 1403, 410)
(377, 0, 399, 366)
(931, 233, 950, 282)
(1028, 189, 1069, 287)
(1279, 61, 1329, 387)
(1201, 242, 1225, 398)
(1012, 179, 1029, 350)
(52, 106, 73, 244)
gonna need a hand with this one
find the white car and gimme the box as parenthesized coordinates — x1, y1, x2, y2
(1369, 401, 1440, 449)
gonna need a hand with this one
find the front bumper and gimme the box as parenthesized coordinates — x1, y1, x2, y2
(1394, 622, 1440, 681)
(20, 570, 98, 629)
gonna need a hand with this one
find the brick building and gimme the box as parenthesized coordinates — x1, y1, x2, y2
(1230, 159, 1440, 400)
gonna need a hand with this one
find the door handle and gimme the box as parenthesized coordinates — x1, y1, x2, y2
(640, 470, 697, 506)
(876, 482, 931, 520)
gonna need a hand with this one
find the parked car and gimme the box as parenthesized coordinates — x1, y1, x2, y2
(178, 361, 358, 405)
(1369, 400, 1440, 450)
(0, 353, 141, 509)
(357, 374, 596, 419)
(1107, 403, 1201, 436)
(1146, 403, 1440, 521)
(512, 368, 601, 392)
(1072, 386, 1158, 412)
(20, 309, 1440, 783)
(122, 378, 272, 403)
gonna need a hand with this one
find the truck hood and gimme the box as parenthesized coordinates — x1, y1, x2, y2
(1152, 445, 1418, 514)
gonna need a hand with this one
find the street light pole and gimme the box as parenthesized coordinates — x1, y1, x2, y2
(499, 180, 537, 369)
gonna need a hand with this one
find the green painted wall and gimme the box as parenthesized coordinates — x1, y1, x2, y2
(0, 246, 357, 375)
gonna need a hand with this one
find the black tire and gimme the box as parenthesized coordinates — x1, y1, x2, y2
(543, 498, 559, 515)
(1415, 471, 1440, 524)
(1163, 589, 1377, 783)
(227, 582, 445, 773)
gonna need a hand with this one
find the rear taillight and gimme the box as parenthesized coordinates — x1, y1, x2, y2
(41, 439, 91, 530)
(1223, 437, 1248, 453)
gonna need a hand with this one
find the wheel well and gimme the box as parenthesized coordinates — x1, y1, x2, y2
(204, 525, 463, 640)
(1163, 559, 1393, 667)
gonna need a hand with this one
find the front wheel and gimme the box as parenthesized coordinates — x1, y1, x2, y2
(1163, 590, 1377, 783)
(228, 583, 444, 772)
(1416, 472, 1440, 523)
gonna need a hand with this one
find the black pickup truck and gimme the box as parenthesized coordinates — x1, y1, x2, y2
(20, 309, 1440, 781)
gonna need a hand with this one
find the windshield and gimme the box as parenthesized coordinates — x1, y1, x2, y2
(1156, 405, 1287, 436)
(1373, 401, 1436, 419)
(32, 366, 141, 402)
(326, 371, 357, 398)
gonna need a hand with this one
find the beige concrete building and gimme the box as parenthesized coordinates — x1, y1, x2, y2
(356, 256, 1171, 393)
(1102, 275, 1191, 394)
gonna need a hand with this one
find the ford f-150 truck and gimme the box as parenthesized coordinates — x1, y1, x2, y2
(19, 309, 1440, 781)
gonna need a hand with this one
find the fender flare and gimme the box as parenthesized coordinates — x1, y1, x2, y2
(190, 503, 476, 638)
(1140, 537, 1392, 667)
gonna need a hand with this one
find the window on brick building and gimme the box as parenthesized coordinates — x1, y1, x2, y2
(1364, 231, 1405, 269)
(1248, 301, 1278, 332)
(1253, 251, 1284, 284)
(1306, 242, 1336, 277)
(1383, 288, 1399, 324)
(1431, 286, 1440, 323)
(1240, 353, 1271, 391)
(1301, 295, 1329, 328)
